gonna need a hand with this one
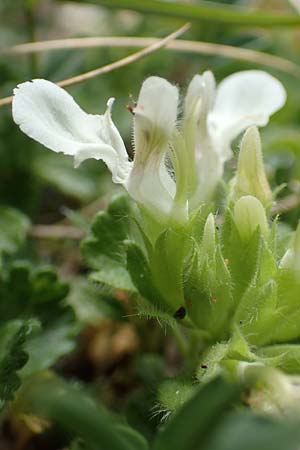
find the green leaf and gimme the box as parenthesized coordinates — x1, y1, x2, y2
(150, 228, 190, 310)
(153, 377, 240, 450)
(221, 211, 263, 301)
(91, 265, 137, 292)
(0, 262, 77, 380)
(74, 0, 300, 27)
(82, 195, 131, 269)
(134, 296, 179, 330)
(230, 227, 278, 346)
(184, 239, 233, 340)
(0, 206, 30, 260)
(20, 321, 76, 378)
(234, 280, 278, 346)
(0, 319, 36, 409)
(113, 424, 149, 450)
(158, 380, 195, 414)
(17, 374, 143, 450)
(126, 242, 169, 311)
(187, 204, 211, 245)
(82, 195, 139, 293)
(204, 411, 300, 450)
(257, 344, 300, 374)
(197, 330, 258, 384)
(197, 342, 229, 382)
(267, 270, 300, 343)
(0, 262, 69, 324)
(68, 279, 125, 325)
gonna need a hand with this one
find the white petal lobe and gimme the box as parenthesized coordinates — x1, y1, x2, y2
(128, 76, 179, 216)
(209, 70, 286, 141)
(12, 79, 131, 184)
(133, 76, 179, 150)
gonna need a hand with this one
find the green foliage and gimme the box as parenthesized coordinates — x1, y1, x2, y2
(157, 379, 195, 414)
(126, 242, 168, 311)
(0, 319, 36, 409)
(20, 321, 76, 377)
(153, 377, 240, 450)
(257, 344, 300, 374)
(14, 374, 300, 450)
(150, 228, 191, 311)
(221, 210, 263, 301)
(82, 195, 131, 267)
(184, 214, 233, 340)
(82, 195, 138, 292)
(68, 279, 126, 325)
(0, 262, 69, 324)
(17, 374, 149, 450)
(0, 262, 78, 380)
(204, 411, 300, 450)
(88, 185, 300, 385)
(0, 206, 30, 262)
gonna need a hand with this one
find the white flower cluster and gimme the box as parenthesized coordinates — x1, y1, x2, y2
(12, 70, 286, 222)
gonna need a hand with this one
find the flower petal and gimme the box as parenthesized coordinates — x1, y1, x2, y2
(126, 155, 175, 221)
(128, 76, 178, 217)
(133, 76, 178, 151)
(208, 70, 286, 145)
(12, 79, 131, 183)
(183, 71, 219, 206)
(184, 71, 215, 122)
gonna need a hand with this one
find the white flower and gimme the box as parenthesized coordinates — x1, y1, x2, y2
(126, 77, 179, 219)
(183, 70, 286, 208)
(12, 70, 286, 221)
(12, 77, 178, 222)
(12, 79, 132, 184)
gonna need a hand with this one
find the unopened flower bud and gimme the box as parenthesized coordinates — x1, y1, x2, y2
(233, 195, 269, 241)
(202, 213, 216, 256)
(231, 127, 272, 208)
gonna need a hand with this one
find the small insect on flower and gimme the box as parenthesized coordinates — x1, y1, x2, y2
(126, 105, 135, 115)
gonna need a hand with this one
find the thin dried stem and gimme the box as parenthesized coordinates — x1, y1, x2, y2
(3, 36, 300, 77)
(0, 96, 13, 107)
(0, 23, 190, 108)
